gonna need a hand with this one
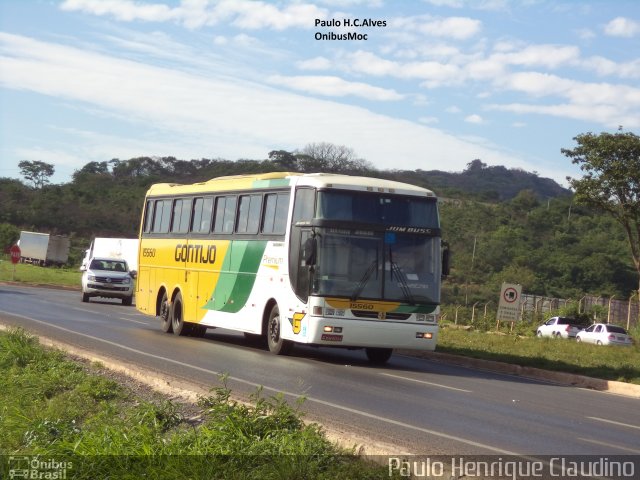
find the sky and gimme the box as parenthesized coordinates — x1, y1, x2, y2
(1, 0, 639, 187)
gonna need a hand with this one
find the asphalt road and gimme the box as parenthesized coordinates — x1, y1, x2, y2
(1, 283, 639, 457)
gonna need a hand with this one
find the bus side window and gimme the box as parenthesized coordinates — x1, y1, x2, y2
(213, 196, 237, 234)
(236, 195, 261, 234)
(292, 188, 315, 224)
(143, 200, 154, 233)
(171, 198, 192, 234)
(191, 197, 213, 233)
(262, 192, 290, 235)
(152, 199, 171, 233)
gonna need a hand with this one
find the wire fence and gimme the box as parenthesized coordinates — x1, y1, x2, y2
(442, 293, 639, 331)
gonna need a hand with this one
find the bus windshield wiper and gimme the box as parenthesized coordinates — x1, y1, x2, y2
(391, 262, 415, 305)
(350, 259, 377, 301)
(389, 248, 415, 305)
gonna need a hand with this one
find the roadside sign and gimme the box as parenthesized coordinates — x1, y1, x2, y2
(10, 244, 21, 264)
(497, 282, 522, 322)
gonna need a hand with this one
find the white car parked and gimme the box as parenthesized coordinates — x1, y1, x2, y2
(575, 323, 634, 346)
(81, 257, 135, 306)
(536, 316, 587, 339)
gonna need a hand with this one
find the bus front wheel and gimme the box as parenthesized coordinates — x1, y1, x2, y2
(365, 347, 393, 364)
(267, 305, 293, 355)
(160, 291, 172, 333)
(170, 291, 189, 336)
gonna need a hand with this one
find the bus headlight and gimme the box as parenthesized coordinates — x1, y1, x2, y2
(312, 307, 345, 317)
(416, 313, 438, 323)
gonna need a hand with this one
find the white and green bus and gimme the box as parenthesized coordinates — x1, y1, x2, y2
(136, 172, 448, 363)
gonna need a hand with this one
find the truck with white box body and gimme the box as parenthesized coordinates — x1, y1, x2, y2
(18, 231, 70, 266)
(82, 238, 139, 272)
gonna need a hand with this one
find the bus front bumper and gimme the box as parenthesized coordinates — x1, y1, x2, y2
(295, 317, 438, 351)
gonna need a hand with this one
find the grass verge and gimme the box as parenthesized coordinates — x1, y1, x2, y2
(0, 328, 389, 479)
(0, 257, 81, 287)
(437, 327, 640, 384)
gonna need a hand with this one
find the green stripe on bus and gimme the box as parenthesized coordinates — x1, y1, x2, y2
(204, 240, 268, 313)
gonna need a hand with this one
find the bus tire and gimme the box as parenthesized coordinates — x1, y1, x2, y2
(267, 304, 293, 355)
(170, 291, 189, 336)
(365, 347, 393, 364)
(159, 291, 172, 333)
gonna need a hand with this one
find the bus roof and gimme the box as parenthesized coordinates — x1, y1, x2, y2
(145, 172, 436, 198)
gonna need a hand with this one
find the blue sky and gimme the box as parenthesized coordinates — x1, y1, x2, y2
(1, 0, 639, 187)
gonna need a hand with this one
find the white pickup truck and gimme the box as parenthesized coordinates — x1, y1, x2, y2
(536, 316, 587, 339)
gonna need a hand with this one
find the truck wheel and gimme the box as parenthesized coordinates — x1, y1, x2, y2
(365, 347, 393, 364)
(267, 304, 293, 355)
(82, 292, 90, 303)
(122, 296, 133, 306)
(159, 291, 172, 333)
(170, 291, 189, 336)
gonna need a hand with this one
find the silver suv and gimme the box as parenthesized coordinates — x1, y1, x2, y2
(81, 257, 135, 306)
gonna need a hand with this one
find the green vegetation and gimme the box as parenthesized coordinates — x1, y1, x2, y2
(0, 257, 81, 287)
(564, 130, 640, 298)
(0, 329, 388, 479)
(437, 327, 640, 385)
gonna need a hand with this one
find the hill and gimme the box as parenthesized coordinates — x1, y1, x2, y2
(383, 159, 570, 201)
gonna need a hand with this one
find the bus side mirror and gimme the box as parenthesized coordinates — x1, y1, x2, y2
(303, 237, 317, 266)
(442, 242, 450, 278)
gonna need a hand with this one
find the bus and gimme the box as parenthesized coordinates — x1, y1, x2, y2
(136, 172, 448, 364)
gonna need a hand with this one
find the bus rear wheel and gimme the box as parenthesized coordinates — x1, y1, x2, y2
(170, 291, 189, 336)
(365, 347, 393, 364)
(267, 305, 293, 355)
(159, 291, 172, 333)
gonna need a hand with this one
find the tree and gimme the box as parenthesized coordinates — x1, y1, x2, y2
(297, 142, 372, 173)
(563, 130, 640, 299)
(465, 159, 487, 171)
(268, 150, 298, 170)
(18, 160, 55, 188)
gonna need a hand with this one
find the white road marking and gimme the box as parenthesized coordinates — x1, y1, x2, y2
(380, 372, 472, 392)
(1, 311, 519, 455)
(578, 437, 640, 454)
(587, 416, 640, 430)
(118, 317, 149, 325)
(69, 306, 149, 324)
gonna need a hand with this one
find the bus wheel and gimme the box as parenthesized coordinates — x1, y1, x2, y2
(365, 347, 393, 365)
(267, 305, 293, 355)
(171, 292, 189, 336)
(160, 292, 172, 333)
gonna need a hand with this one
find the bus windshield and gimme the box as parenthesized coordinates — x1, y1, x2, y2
(316, 190, 438, 227)
(312, 229, 441, 304)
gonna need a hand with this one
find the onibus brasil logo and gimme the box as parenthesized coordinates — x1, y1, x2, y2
(8, 456, 72, 479)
